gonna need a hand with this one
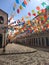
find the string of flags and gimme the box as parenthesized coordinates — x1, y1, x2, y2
(9, 0, 49, 22)
(8, 0, 49, 36)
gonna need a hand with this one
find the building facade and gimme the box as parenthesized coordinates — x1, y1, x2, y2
(0, 9, 8, 48)
(17, 31, 49, 47)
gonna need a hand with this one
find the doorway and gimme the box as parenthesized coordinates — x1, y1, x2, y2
(0, 34, 2, 48)
(46, 37, 49, 46)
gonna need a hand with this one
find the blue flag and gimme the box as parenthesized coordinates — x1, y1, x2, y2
(15, 0, 19, 4)
(22, 2, 26, 7)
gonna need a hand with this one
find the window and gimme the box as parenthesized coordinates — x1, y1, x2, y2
(0, 16, 4, 24)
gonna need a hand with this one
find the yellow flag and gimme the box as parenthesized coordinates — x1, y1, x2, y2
(32, 10, 35, 14)
(25, 16, 29, 18)
(19, 5, 23, 10)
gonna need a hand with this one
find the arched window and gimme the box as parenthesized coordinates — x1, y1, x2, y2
(0, 16, 4, 24)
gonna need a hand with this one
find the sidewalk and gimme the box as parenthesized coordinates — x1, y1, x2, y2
(0, 43, 37, 54)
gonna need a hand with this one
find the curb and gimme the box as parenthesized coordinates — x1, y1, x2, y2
(0, 50, 37, 55)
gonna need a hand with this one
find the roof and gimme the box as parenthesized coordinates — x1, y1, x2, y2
(0, 9, 8, 15)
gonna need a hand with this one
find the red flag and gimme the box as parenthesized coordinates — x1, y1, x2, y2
(41, 9, 46, 13)
(28, 12, 31, 16)
(33, 13, 36, 16)
(17, 9, 20, 13)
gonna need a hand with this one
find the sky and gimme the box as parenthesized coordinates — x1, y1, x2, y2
(0, 0, 49, 36)
(0, 0, 49, 21)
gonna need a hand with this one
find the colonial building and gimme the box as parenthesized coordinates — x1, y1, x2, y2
(0, 9, 8, 48)
(17, 30, 49, 47)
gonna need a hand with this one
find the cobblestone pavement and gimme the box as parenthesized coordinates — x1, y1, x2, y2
(5, 43, 36, 53)
(0, 44, 49, 65)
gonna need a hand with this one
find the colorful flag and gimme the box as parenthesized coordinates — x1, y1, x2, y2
(17, 9, 20, 13)
(32, 13, 36, 16)
(41, 9, 46, 13)
(41, 2, 46, 7)
(13, 2, 16, 11)
(32, 10, 35, 14)
(37, 10, 41, 15)
(28, 12, 31, 16)
(19, 5, 23, 10)
(36, 6, 40, 10)
(15, 0, 19, 4)
(46, 6, 49, 10)
(22, 2, 26, 7)
(24, 0, 27, 5)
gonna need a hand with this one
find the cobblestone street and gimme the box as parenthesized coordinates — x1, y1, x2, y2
(0, 43, 49, 65)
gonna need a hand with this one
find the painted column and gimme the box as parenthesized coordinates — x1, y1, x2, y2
(32, 38, 33, 46)
(33, 38, 34, 46)
(40, 38, 42, 47)
(35, 38, 36, 46)
(29, 38, 31, 46)
(44, 37, 46, 47)
(37, 38, 39, 46)
(25, 37, 26, 44)
(31, 38, 32, 46)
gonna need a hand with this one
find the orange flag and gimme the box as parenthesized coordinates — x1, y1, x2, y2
(36, 6, 40, 10)
(24, 0, 27, 5)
